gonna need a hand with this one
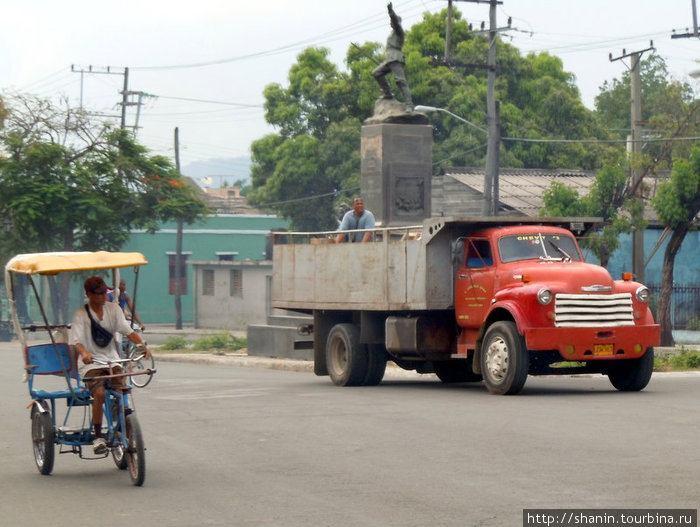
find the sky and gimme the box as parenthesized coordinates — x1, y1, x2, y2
(2, 0, 700, 184)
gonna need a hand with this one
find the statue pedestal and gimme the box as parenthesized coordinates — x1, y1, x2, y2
(360, 122, 432, 226)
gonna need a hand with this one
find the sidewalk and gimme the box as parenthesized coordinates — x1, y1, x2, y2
(142, 324, 700, 350)
(140, 324, 246, 346)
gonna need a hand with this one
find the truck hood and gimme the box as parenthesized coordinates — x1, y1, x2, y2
(509, 260, 614, 292)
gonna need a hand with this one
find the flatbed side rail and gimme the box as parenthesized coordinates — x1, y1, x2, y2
(272, 225, 424, 245)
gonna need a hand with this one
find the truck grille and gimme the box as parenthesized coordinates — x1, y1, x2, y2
(554, 293, 634, 327)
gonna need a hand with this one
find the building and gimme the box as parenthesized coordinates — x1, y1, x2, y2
(120, 214, 288, 325)
(191, 259, 272, 330)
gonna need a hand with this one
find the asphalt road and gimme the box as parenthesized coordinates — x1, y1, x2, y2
(1, 344, 698, 527)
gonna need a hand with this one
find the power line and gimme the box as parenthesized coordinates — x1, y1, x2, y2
(256, 187, 361, 207)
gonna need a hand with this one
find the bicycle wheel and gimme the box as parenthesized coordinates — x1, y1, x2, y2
(125, 413, 146, 486)
(128, 345, 155, 388)
(31, 405, 55, 475)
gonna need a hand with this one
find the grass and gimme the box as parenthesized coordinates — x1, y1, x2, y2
(654, 348, 700, 372)
(158, 333, 246, 354)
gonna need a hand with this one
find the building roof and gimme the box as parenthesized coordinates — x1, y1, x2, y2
(438, 167, 596, 216)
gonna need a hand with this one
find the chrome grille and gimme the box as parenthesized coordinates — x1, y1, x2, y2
(554, 293, 634, 327)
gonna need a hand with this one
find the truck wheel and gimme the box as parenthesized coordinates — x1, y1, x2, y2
(480, 321, 529, 395)
(608, 348, 654, 391)
(326, 324, 369, 386)
(364, 345, 388, 386)
(433, 360, 482, 383)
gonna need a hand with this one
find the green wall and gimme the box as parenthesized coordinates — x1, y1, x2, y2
(120, 214, 288, 324)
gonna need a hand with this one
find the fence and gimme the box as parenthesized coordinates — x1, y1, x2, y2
(648, 285, 700, 330)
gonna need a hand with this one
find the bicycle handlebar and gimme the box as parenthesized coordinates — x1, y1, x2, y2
(90, 356, 156, 380)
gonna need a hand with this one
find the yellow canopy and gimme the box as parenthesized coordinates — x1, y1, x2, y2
(5, 251, 148, 275)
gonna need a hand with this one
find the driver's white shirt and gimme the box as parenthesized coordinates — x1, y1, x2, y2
(69, 302, 134, 376)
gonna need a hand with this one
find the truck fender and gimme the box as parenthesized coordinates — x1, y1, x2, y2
(473, 303, 526, 375)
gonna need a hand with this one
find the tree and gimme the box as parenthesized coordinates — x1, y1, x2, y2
(541, 163, 639, 266)
(249, 8, 608, 230)
(0, 94, 208, 320)
(248, 48, 361, 230)
(544, 53, 699, 274)
(652, 147, 700, 346)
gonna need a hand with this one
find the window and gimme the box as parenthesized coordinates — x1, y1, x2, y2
(217, 252, 238, 262)
(203, 270, 215, 296)
(230, 269, 242, 297)
(498, 234, 581, 263)
(466, 239, 493, 268)
(168, 254, 189, 295)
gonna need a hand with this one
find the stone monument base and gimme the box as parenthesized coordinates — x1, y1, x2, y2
(361, 117, 432, 227)
(363, 98, 430, 126)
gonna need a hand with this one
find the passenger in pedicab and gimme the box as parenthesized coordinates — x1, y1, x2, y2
(69, 276, 151, 454)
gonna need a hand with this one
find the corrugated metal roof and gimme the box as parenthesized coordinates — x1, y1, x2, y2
(440, 167, 596, 216)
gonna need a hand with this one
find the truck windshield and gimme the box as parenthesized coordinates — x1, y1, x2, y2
(498, 233, 581, 263)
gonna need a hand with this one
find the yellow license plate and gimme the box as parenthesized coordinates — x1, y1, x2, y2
(593, 344, 614, 356)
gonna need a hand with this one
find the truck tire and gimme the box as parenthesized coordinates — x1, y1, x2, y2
(607, 348, 654, 391)
(326, 324, 369, 386)
(364, 344, 388, 386)
(480, 321, 529, 395)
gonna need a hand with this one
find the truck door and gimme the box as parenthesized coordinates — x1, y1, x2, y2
(455, 239, 495, 328)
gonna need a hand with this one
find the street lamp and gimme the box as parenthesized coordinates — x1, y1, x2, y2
(414, 105, 488, 135)
(415, 104, 499, 216)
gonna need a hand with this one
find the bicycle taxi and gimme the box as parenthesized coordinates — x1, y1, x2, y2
(5, 251, 155, 486)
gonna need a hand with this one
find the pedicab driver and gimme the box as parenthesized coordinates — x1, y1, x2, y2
(69, 276, 151, 455)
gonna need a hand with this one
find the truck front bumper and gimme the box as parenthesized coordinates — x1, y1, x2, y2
(524, 324, 660, 361)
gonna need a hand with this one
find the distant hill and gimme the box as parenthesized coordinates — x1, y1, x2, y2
(181, 157, 251, 188)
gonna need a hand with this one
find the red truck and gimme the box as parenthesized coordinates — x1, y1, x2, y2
(272, 217, 660, 395)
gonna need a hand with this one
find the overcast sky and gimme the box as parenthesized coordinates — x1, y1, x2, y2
(2, 0, 700, 181)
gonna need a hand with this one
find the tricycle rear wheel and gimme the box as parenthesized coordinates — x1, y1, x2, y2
(31, 405, 55, 475)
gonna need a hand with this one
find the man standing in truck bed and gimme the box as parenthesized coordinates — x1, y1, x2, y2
(335, 197, 375, 243)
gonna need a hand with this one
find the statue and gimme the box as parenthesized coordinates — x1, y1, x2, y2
(372, 3, 413, 112)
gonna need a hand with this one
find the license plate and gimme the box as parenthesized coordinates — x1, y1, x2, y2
(593, 344, 614, 356)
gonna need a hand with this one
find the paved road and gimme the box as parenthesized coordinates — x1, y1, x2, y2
(1, 343, 698, 527)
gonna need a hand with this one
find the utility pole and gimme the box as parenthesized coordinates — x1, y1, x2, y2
(446, 0, 453, 61)
(71, 65, 126, 114)
(609, 43, 654, 283)
(671, 0, 699, 39)
(71, 65, 144, 132)
(451, 0, 503, 215)
(445, 0, 469, 62)
(174, 127, 184, 330)
(120, 67, 129, 129)
(483, 0, 500, 216)
(444, 0, 506, 215)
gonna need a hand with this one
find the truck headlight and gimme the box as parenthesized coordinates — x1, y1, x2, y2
(635, 286, 650, 303)
(537, 288, 553, 305)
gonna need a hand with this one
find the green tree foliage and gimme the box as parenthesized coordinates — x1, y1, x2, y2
(541, 163, 638, 266)
(652, 147, 700, 345)
(249, 48, 362, 230)
(249, 8, 610, 230)
(0, 94, 208, 259)
(596, 53, 698, 173)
